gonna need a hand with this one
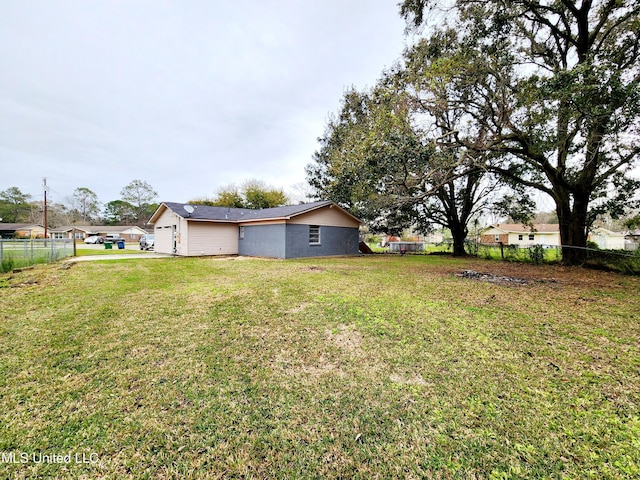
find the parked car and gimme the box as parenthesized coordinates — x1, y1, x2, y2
(105, 234, 122, 242)
(84, 235, 104, 244)
(139, 234, 155, 250)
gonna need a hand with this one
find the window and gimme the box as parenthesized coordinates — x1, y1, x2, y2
(529, 234, 535, 241)
(239, 226, 245, 239)
(53, 232, 64, 239)
(518, 234, 523, 241)
(309, 225, 321, 245)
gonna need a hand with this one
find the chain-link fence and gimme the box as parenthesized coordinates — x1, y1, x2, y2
(0, 239, 74, 272)
(476, 243, 640, 274)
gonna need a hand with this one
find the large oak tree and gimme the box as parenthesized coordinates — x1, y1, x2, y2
(400, 0, 640, 263)
(307, 84, 499, 255)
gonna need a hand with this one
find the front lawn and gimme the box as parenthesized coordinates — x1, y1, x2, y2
(1, 256, 638, 478)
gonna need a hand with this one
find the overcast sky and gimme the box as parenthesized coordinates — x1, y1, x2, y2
(1, 0, 410, 207)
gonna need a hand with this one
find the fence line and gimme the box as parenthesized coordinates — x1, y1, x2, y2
(0, 238, 74, 266)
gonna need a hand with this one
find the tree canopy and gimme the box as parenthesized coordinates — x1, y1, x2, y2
(0, 187, 32, 223)
(399, 0, 640, 263)
(307, 70, 503, 255)
(69, 187, 100, 224)
(120, 179, 159, 225)
(191, 180, 290, 210)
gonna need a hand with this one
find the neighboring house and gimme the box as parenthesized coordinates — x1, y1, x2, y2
(480, 224, 561, 247)
(96, 226, 148, 242)
(481, 223, 627, 250)
(0, 223, 46, 238)
(625, 230, 640, 251)
(49, 226, 94, 240)
(148, 200, 361, 258)
(588, 227, 626, 250)
(50, 225, 149, 241)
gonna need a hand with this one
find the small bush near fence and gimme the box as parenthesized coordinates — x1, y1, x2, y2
(0, 239, 74, 273)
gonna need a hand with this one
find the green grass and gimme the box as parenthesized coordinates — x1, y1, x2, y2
(1, 256, 639, 478)
(0, 252, 68, 273)
(75, 246, 146, 256)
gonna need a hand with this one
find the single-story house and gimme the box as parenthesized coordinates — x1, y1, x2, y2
(50, 225, 149, 241)
(588, 227, 626, 250)
(49, 226, 94, 240)
(480, 224, 561, 247)
(0, 223, 46, 239)
(481, 223, 627, 250)
(148, 200, 361, 258)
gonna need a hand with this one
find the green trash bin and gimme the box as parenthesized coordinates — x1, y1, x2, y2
(104, 242, 113, 249)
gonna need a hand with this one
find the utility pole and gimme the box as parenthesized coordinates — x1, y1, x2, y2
(43, 178, 49, 242)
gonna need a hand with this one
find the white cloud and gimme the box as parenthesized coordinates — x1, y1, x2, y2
(0, 0, 408, 205)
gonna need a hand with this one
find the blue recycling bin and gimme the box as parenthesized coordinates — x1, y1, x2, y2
(117, 240, 125, 249)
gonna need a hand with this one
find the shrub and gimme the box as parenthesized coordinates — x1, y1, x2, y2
(1, 256, 14, 273)
(528, 245, 545, 265)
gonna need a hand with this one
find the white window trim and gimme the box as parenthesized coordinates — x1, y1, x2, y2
(309, 225, 321, 245)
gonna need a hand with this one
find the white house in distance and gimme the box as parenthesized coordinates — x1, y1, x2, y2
(49, 225, 149, 242)
(481, 224, 561, 247)
(589, 227, 626, 250)
(481, 223, 626, 250)
(148, 200, 361, 259)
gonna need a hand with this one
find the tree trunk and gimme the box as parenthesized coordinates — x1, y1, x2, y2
(556, 192, 589, 265)
(450, 223, 468, 257)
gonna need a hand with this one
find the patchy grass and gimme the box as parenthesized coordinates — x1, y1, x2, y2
(1, 256, 639, 478)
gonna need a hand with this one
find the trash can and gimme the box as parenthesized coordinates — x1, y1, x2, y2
(117, 240, 125, 250)
(104, 242, 113, 249)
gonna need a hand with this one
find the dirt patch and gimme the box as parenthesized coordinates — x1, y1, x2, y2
(420, 259, 631, 289)
(455, 270, 537, 286)
(389, 372, 430, 386)
(325, 324, 363, 355)
(297, 265, 326, 272)
(0, 264, 61, 288)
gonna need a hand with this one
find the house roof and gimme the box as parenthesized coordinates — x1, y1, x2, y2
(486, 223, 560, 234)
(50, 225, 146, 234)
(0, 223, 43, 231)
(590, 226, 624, 237)
(50, 226, 96, 233)
(149, 200, 361, 225)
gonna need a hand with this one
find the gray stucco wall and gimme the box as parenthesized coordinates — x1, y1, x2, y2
(238, 224, 286, 258)
(238, 224, 359, 258)
(285, 224, 359, 258)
